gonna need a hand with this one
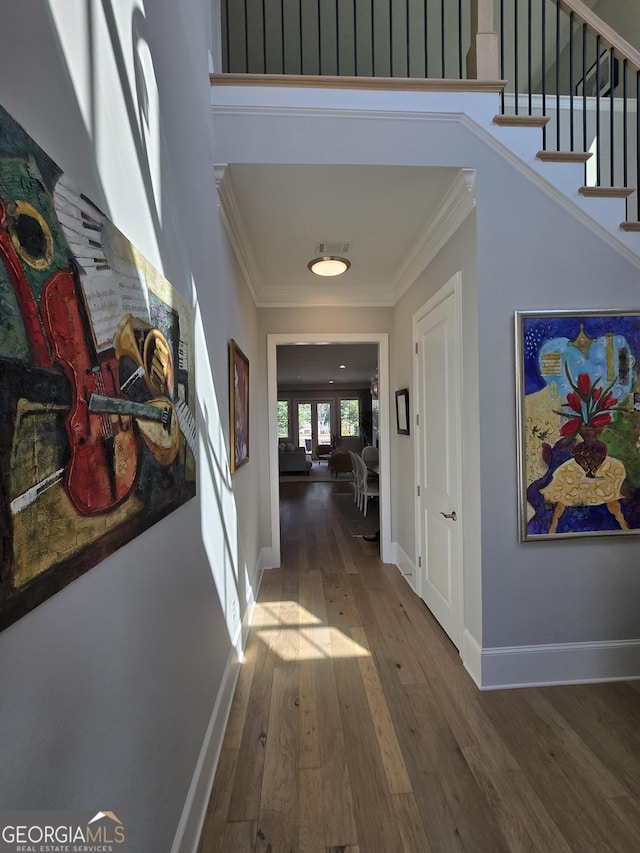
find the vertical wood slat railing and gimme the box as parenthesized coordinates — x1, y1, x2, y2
(218, 1, 639, 225)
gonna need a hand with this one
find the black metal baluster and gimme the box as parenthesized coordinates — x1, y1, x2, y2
(541, 0, 547, 146)
(441, 0, 445, 78)
(556, 3, 560, 151)
(424, 0, 429, 78)
(389, 0, 393, 76)
(609, 47, 615, 186)
(244, 0, 249, 72)
(281, 0, 285, 72)
(596, 35, 601, 186)
(527, 0, 532, 114)
(222, 0, 228, 71)
(371, 0, 375, 76)
(569, 12, 574, 152)
(636, 70, 640, 218)
(458, 0, 463, 79)
(582, 23, 587, 156)
(623, 60, 628, 189)
(299, 0, 304, 73)
(514, 0, 519, 114)
(353, 0, 358, 76)
(336, 0, 340, 75)
(262, 0, 267, 73)
(318, 0, 322, 74)
(407, 0, 411, 77)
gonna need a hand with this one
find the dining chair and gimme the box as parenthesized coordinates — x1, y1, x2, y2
(355, 453, 379, 517)
(362, 445, 379, 467)
(349, 450, 363, 509)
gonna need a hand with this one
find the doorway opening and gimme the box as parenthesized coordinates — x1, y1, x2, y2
(267, 333, 390, 566)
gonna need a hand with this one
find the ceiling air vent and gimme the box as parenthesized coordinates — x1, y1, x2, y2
(315, 242, 351, 255)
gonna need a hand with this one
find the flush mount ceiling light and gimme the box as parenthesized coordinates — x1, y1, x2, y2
(307, 256, 351, 277)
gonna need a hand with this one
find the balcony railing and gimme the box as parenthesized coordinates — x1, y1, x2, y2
(221, 1, 471, 79)
(218, 0, 640, 223)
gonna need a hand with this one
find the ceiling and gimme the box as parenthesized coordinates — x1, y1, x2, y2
(217, 163, 474, 389)
(217, 162, 474, 388)
(277, 342, 378, 389)
(216, 162, 473, 308)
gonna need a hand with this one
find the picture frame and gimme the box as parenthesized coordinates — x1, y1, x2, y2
(576, 50, 618, 98)
(515, 309, 640, 541)
(395, 388, 410, 435)
(229, 338, 249, 472)
(0, 103, 197, 632)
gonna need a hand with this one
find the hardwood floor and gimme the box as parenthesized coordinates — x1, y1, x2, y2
(198, 481, 640, 852)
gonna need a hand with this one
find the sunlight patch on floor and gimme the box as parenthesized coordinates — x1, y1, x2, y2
(253, 601, 369, 661)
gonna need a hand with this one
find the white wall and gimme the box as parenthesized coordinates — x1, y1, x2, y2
(593, 0, 640, 52)
(0, 2, 264, 850)
(213, 82, 640, 686)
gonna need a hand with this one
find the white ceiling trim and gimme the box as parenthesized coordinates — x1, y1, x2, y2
(210, 83, 502, 124)
(214, 163, 261, 302)
(253, 288, 395, 309)
(391, 168, 476, 302)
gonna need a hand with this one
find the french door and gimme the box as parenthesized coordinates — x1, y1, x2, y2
(296, 401, 332, 452)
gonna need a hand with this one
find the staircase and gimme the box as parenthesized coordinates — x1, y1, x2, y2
(493, 0, 640, 242)
(487, 104, 640, 259)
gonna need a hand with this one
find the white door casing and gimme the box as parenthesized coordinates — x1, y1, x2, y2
(267, 333, 391, 567)
(413, 273, 463, 649)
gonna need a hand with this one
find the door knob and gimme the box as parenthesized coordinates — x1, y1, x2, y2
(440, 511, 457, 521)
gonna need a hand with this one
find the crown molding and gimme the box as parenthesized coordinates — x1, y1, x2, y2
(254, 288, 395, 308)
(214, 163, 261, 302)
(392, 168, 476, 301)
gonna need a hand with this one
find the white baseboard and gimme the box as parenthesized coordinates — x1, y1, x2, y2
(480, 638, 640, 690)
(391, 541, 416, 592)
(171, 556, 265, 853)
(260, 545, 278, 570)
(462, 629, 483, 688)
(169, 644, 240, 853)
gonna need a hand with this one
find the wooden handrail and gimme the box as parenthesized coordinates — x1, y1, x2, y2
(553, 0, 640, 70)
(210, 73, 505, 93)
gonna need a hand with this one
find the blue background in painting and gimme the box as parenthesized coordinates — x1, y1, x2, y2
(522, 314, 640, 396)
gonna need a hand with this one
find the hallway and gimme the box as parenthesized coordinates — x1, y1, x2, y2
(198, 481, 640, 852)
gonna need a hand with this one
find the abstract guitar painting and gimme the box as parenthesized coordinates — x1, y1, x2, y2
(0, 104, 196, 631)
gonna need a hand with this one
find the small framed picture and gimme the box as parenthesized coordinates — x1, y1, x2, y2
(395, 388, 410, 435)
(576, 50, 618, 98)
(229, 338, 249, 472)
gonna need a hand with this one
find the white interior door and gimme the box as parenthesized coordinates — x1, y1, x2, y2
(414, 278, 462, 648)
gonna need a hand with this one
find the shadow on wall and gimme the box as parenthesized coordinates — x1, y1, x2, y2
(42, 0, 251, 647)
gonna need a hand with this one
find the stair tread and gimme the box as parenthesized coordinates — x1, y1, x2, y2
(579, 186, 635, 198)
(537, 150, 592, 163)
(493, 114, 550, 127)
(620, 221, 640, 232)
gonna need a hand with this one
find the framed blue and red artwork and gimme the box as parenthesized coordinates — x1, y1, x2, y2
(516, 309, 640, 540)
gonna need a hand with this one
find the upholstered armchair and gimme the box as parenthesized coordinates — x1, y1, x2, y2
(314, 444, 332, 463)
(328, 452, 352, 478)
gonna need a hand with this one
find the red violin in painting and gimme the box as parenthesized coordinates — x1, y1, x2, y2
(41, 269, 139, 515)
